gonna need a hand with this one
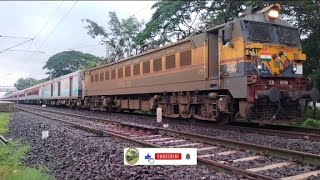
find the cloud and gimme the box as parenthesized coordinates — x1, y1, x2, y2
(0, 1, 155, 86)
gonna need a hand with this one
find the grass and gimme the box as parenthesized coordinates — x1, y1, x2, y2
(0, 113, 52, 180)
(0, 113, 10, 136)
(301, 118, 320, 128)
(297, 106, 320, 128)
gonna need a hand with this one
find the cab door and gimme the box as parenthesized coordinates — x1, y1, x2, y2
(208, 31, 219, 79)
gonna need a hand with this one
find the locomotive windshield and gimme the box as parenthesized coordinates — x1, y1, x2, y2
(243, 20, 301, 47)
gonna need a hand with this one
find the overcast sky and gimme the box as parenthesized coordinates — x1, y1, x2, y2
(0, 1, 155, 87)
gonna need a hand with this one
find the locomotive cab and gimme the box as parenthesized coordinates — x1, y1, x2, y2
(217, 4, 319, 122)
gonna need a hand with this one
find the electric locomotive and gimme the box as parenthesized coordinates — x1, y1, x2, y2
(2, 4, 319, 125)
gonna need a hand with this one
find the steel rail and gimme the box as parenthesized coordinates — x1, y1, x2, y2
(222, 125, 320, 141)
(230, 122, 320, 136)
(17, 106, 276, 180)
(16, 105, 320, 141)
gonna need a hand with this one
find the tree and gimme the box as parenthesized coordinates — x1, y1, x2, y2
(14, 77, 39, 90)
(83, 11, 144, 63)
(137, 0, 207, 47)
(43, 50, 103, 79)
(79, 59, 103, 70)
(140, 0, 320, 81)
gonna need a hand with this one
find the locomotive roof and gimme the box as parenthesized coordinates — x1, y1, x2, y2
(87, 10, 295, 73)
(86, 35, 201, 72)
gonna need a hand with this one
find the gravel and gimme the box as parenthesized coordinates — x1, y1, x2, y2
(230, 157, 283, 170)
(209, 151, 256, 162)
(260, 164, 318, 179)
(8, 111, 237, 180)
(18, 104, 320, 155)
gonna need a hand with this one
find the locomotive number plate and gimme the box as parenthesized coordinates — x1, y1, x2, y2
(269, 80, 274, 85)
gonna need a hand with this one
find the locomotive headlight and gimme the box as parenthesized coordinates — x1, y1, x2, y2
(258, 4, 281, 22)
(258, 64, 262, 70)
(292, 63, 297, 73)
(268, 10, 279, 19)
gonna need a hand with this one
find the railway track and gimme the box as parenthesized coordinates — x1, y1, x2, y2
(222, 124, 320, 141)
(16, 104, 320, 142)
(16, 106, 320, 180)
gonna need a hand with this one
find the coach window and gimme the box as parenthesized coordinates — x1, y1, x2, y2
(118, 68, 123, 78)
(125, 66, 131, 77)
(105, 71, 110, 80)
(165, 54, 176, 69)
(143, 61, 150, 74)
(153, 58, 162, 72)
(180, 50, 192, 66)
(133, 64, 140, 75)
(100, 72, 104, 81)
(95, 74, 99, 82)
(111, 70, 116, 79)
(91, 74, 94, 83)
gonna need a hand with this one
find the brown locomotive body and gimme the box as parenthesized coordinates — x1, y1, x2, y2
(3, 4, 318, 124)
(83, 33, 224, 121)
(83, 4, 319, 123)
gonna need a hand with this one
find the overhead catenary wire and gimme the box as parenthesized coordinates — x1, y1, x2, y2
(25, 1, 78, 63)
(0, 38, 35, 54)
(34, 1, 78, 52)
(7, 50, 45, 54)
(0, 35, 33, 39)
(34, 1, 65, 38)
(20, 1, 65, 59)
(24, 1, 79, 64)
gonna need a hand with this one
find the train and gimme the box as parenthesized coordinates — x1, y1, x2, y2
(2, 4, 319, 124)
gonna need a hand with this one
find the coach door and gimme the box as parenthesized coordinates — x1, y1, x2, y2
(208, 31, 219, 78)
(69, 77, 73, 97)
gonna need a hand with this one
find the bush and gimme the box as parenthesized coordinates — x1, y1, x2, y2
(302, 118, 320, 128)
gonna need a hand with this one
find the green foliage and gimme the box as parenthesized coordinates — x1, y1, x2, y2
(13, 77, 50, 91)
(4, 167, 51, 180)
(302, 118, 320, 128)
(0, 113, 51, 180)
(0, 113, 10, 136)
(0, 141, 31, 175)
(137, 0, 207, 47)
(0, 141, 51, 180)
(83, 11, 144, 62)
(79, 59, 103, 70)
(43, 50, 103, 79)
(14, 78, 38, 91)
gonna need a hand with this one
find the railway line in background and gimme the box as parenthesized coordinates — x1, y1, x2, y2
(16, 105, 320, 180)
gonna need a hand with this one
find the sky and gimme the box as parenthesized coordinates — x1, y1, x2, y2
(0, 1, 155, 88)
